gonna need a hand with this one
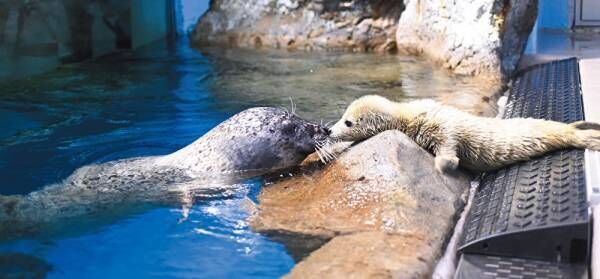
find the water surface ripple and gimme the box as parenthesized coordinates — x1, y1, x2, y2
(0, 39, 496, 278)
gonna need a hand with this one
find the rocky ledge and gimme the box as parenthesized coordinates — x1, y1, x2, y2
(192, 0, 538, 80)
(396, 0, 538, 79)
(250, 130, 471, 277)
(191, 0, 403, 52)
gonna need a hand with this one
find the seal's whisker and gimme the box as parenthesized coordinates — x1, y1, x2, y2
(315, 146, 326, 163)
(328, 152, 337, 162)
(288, 96, 297, 115)
(315, 139, 338, 163)
(322, 150, 332, 162)
(279, 105, 291, 116)
(326, 144, 337, 159)
(317, 145, 333, 163)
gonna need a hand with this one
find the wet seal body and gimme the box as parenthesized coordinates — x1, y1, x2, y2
(158, 107, 328, 173)
(0, 107, 329, 238)
(329, 95, 600, 173)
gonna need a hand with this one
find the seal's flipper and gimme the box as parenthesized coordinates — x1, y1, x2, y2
(570, 121, 600, 150)
(571, 120, 600, 130)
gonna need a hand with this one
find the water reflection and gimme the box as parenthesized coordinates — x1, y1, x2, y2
(201, 47, 501, 122)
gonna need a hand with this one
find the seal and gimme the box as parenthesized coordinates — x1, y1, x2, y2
(0, 107, 329, 238)
(328, 95, 600, 173)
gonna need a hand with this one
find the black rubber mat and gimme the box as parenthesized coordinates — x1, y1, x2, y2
(457, 58, 590, 265)
(455, 254, 587, 279)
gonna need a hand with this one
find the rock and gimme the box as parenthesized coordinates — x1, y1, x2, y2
(396, 0, 538, 81)
(192, 0, 537, 79)
(191, 0, 403, 52)
(250, 130, 471, 277)
(288, 232, 431, 278)
(0, 0, 131, 80)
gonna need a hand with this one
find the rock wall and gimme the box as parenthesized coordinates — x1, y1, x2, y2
(192, 0, 538, 79)
(131, 0, 170, 49)
(250, 131, 471, 277)
(191, 0, 403, 52)
(0, 0, 137, 81)
(396, 0, 538, 80)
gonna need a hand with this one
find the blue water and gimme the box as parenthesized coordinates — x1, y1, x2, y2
(0, 39, 491, 278)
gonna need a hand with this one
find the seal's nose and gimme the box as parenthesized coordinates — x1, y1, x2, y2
(311, 125, 330, 136)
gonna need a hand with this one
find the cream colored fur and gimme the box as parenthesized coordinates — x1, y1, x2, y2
(330, 95, 600, 173)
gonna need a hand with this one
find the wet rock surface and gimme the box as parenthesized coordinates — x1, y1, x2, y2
(396, 0, 538, 80)
(250, 131, 471, 277)
(191, 0, 403, 52)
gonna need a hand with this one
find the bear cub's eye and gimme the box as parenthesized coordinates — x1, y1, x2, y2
(344, 120, 353, 127)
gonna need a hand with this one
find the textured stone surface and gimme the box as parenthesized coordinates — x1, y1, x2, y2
(0, 0, 132, 80)
(396, 0, 538, 80)
(191, 0, 403, 52)
(250, 130, 471, 277)
(193, 0, 537, 79)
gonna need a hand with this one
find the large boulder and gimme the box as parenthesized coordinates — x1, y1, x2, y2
(250, 130, 471, 277)
(192, 0, 537, 80)
(191, 0, 403, 52)
(396, 0, 538, 80)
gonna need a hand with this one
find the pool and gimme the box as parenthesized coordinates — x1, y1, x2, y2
(0, 38, 496, 278)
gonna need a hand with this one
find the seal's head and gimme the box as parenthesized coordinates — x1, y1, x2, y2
(329, 95, 396, 142)
(188, 107, 330, 173)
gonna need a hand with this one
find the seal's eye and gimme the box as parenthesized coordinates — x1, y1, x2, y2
(282, 121, 297, 134)
(344, 120, 353, 127)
